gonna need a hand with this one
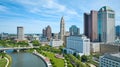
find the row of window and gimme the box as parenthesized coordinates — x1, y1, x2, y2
(108, 13, 114, 18)
(100, 58, 119, 67)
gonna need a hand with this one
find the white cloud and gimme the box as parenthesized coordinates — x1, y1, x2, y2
(12, 0, 79, 19)
(0, 5, 8, 12)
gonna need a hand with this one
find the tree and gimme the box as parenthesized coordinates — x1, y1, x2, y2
(32, 40, 40, 46)
(0, 53, 6, 58)
(77, 55, 81, 61)
(81, 55, 88, 62)
(17, 41, 29, 46)
(73, 52, 77, 57)
(68, 64, 73, 67)
(64, 49, 67, 54)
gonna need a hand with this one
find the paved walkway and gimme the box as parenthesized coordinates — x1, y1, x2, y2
(64, 59, 67, 67)
(89, 63, 96, 67)
(5, 57, 9, 67)
(33, 50, 52, 67)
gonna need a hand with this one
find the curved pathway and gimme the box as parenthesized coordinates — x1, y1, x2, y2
(33, 50, 52, 67)
(5, 57, 9, 67)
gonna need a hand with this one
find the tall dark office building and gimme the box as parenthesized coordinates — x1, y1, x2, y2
(46, 25, 52, 40)
(84, 10, 98, 42)
(42, 25, 52, 40)
(42, 28, 46, 37)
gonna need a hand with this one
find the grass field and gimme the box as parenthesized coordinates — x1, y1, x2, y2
(43, 51, 64, 67)
(0, 57, 7, 67)
(0, 54, 12, 67)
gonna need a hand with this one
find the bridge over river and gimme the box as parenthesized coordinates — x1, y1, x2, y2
(0, 46, 39, 52)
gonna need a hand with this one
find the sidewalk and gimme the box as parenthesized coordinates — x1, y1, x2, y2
(5, 57, 9, 67)
(33, 50, 52, 67)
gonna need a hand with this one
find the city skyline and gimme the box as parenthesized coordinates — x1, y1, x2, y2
(0, 0, 120, 34)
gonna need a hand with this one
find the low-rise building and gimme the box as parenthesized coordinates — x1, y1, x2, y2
(100, 43, 120, 54)
(50, 39, 63, 47)
(90, 42, 100, 53)
(65, 35, 90, 56)
(100, 53, 120, 67)
(0, 32, 9, 40)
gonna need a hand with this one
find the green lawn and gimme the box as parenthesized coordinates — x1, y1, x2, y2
(0, 57, 7, 67)
(43, 51, 64, 67)
(6, 54, 12, 67)
(0, 54, 12, 67)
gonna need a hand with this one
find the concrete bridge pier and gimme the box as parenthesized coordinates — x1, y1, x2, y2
(13, 49, 20, 52)
(17, 49, 20, 52)
(3, 50, 6, 53)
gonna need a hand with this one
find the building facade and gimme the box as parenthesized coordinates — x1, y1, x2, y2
(84, 10, 98, 42)
(50, 39, 63, 47)
(65, 36, 90, 56)
(17, 26, 24, 40)
(116, 25, 120, 38)
(84, 13, 90, 40)
(69, 25, 80, 36)
(42, 25, 52, 40)
(100, 43, 120, 54)
(90, 42, 100, 53)
(46, 25, 52, 40)
(60, 16, 65, 41)
(100, 53, 120, 67)
(42, 28, 46, 37)
(0, 32, 9, 40)
(98, 6, 115, 43)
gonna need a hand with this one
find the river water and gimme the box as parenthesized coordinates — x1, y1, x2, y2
(10, 52, 47, 67)
(0, 46, 47, 67)
(5, 49, 47, 67)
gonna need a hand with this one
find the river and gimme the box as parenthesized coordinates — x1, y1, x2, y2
(7, 50, 47, 67)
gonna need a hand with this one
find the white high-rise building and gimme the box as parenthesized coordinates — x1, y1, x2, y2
(100, 53, 120, 67)
(65, 35, 90, 56)
(98, 6, 115, 43)
(17, 26, 24, 40)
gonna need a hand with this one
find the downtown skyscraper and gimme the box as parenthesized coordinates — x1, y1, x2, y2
(42, 25, 52, 40)
(98, 6, 115, 43)
(69, 25, 80, 36)
(60, 16, 65, 41)
(17, 26, 24, 41)
(84, 6, 115, 43)
(116, 25, 120, 38)
(84, 10, 98, 42)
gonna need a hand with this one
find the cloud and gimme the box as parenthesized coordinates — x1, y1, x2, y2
(12, 0, 79, 19)
(1, 0, 119, 33)
(0, 5, 8, 12)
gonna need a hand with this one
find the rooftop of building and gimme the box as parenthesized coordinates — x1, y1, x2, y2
(110, 53, 120, 58)
(103, 53, 120, 62)
(99, 6, 114, 12)
(51, 39, 63, 41)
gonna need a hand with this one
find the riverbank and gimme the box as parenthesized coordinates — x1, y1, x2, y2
(33, 50, 52, 67)
(6, 54, 12, 67)
(0, 54, 12, 67)
(5, 57, 9, 67)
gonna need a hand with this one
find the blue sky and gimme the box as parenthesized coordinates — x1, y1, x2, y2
(0, 0, 120, 34)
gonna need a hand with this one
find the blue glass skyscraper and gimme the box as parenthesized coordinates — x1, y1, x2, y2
(69, 25, 80, 36)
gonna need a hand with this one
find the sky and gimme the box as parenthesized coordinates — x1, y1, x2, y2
(0, 0, 120, 34)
